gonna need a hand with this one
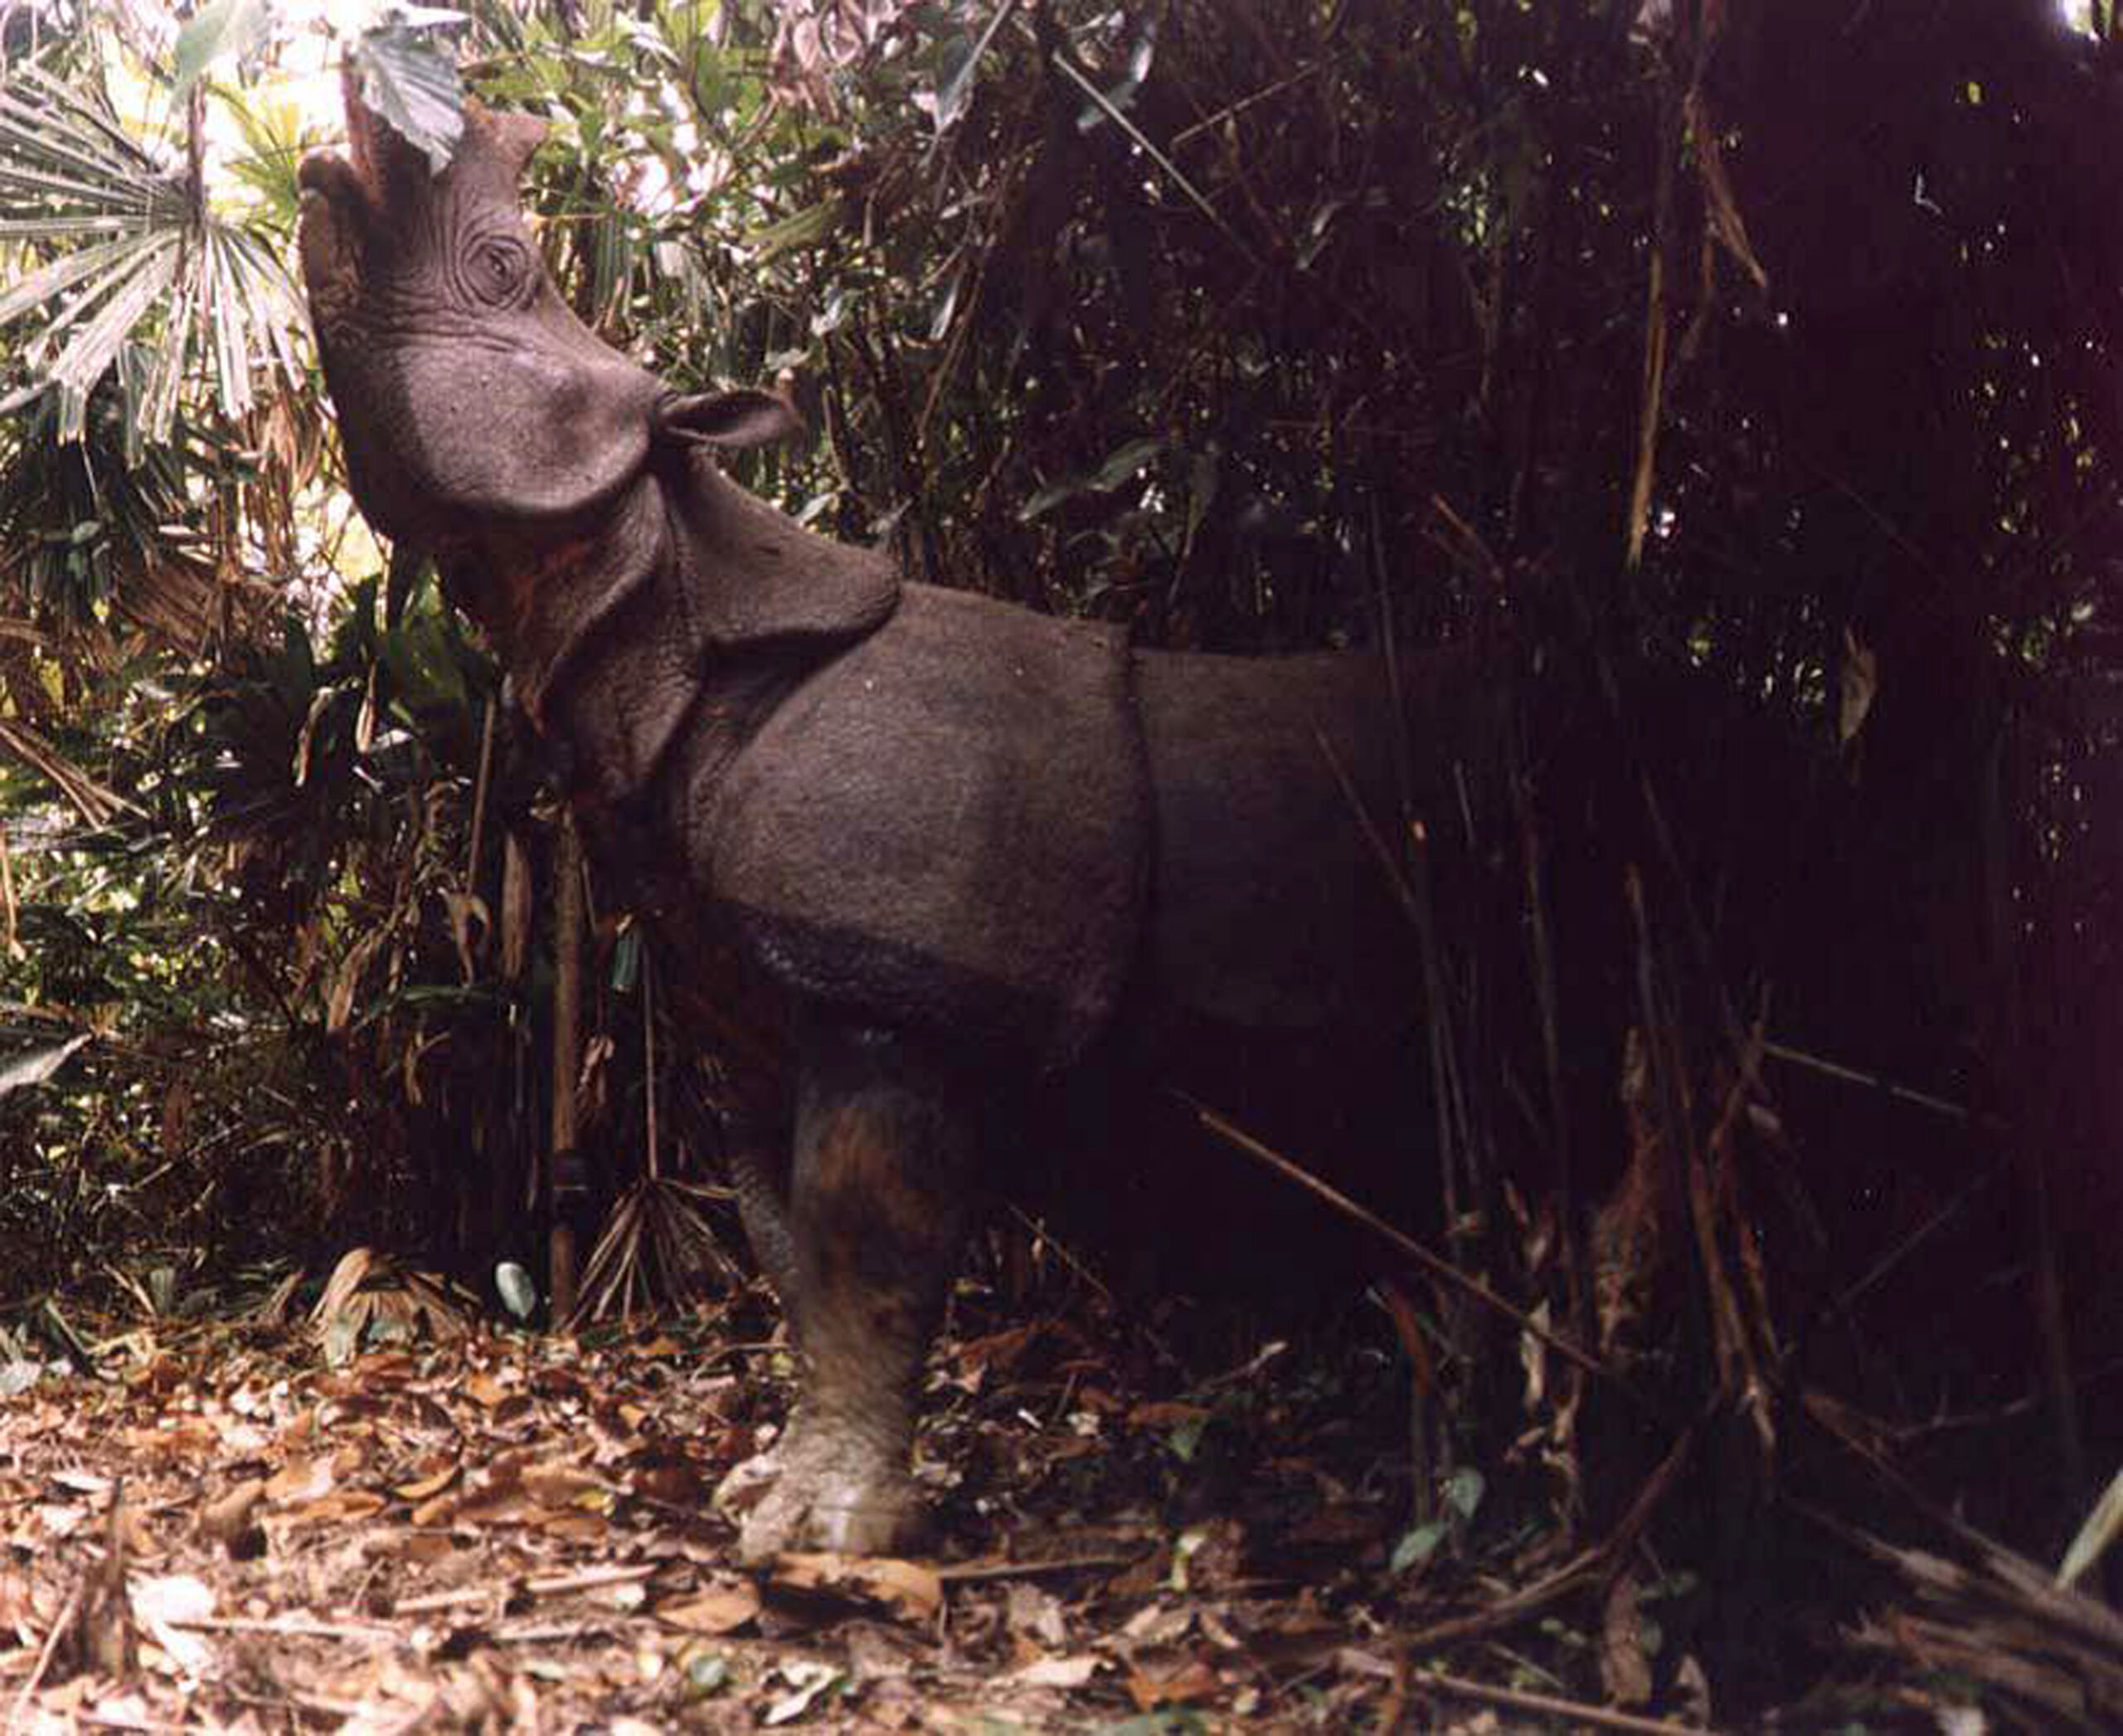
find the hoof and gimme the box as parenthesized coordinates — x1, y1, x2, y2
(737, 1475, 924, 1564)
(721, 1427, 925, 1563)
(712, 1444, 785, 1520)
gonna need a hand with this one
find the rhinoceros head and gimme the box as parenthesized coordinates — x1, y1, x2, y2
(298, 73, 795, 547)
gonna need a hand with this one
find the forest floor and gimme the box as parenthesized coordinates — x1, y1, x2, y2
(0, 1248, 2029, 1733)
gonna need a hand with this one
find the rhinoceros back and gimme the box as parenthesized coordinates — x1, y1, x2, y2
(703, 584, 1151, 1071)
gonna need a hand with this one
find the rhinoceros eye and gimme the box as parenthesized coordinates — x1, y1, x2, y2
(463, 235, 533, 307)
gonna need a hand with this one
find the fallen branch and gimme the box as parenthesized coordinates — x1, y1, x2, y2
(1181, 1092, 1632, 1400)
(1411, 1664, 1721, 1735)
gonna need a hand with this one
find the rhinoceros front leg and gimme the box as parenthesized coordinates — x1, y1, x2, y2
(723, 1019, 972, 1562)
(725, 1132, 799, 1302)
(713, 1132, 803, 1519)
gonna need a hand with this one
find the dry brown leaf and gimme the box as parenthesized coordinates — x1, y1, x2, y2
(454, 1491, 540, 1527)
(771, 1552, 943, 1624)
(1127, 1657, 1218, 1709)
(521, 1461, 605, 1508)
(658, 1582, 761, 1636)
(537, 1511, 612, 1545)
(394, 1461, 462, 1502)
(500, 829, 532, 981)
(1839, 625, 1878, 748)
(287, 1490, 387, 1529)
(1600, 1569, 1653, 1705)
(265, 1454, 337, 1505)
(197, 1479, 264, 1545)
(1126, 1401, 1212, 1432)
(1008, 1654, 1100, 1688)
(464, 1371, 513, 1409)
(311, 1247, 374, 1327)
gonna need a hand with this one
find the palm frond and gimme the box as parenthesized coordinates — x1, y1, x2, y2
(0, 64, 182, 229)
(0, 58, 301, 442)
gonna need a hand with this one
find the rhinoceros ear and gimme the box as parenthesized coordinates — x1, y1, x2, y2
(653, 389, 804, 450)
(464, 103, 547, 190)
(297, 152, 373, 333)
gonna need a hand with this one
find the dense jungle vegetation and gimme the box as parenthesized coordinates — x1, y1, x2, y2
(1, 0, 2121, 1724)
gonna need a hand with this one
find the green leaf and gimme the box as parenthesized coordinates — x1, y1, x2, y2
(1090, 437, 1165, 493)
(1018, 439, 1168, 523)
(1184, 449, 1218, 542)
(2058, 1462, 2123, 1589)
(378, 613, 469, 715)
(1390, 1519, 1447, 1574)
(927, 266, 963, 343)
(172, 0, 270, 99)
(610, 926, 642, 993)
(494, 1261, 538, 1320)
(1443, 1465, 1486, 1521)
(0, 1033, 93, 1097)
(1165, 1412, 1207, 1462)
(0, 233, 158, 328)
(1018, 479, 1080, 523)
(354, 22, 465, 174)
(750, 197, 843, 261)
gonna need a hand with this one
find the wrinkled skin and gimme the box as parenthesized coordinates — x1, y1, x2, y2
(299, 82, 1488, 1561)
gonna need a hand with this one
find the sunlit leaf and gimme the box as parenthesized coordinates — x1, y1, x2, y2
(1443, 1465, 1485, 1521)
(1091, 437, 1166, 493)
(0, 62, 299, 437)
(1390, 1520, 1447, 1574)
(750, 197, 843, 260)
(173, 0, 270, 99)
(354, 22, 466, 174)
(0, 1033, 93, 1097)
(494, 1261, 538, 1320)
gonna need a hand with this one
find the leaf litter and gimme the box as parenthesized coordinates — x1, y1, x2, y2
(0, 1246, 2012, 1731)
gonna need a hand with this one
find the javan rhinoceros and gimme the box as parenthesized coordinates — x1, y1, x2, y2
(298, 80, 1489, 1561)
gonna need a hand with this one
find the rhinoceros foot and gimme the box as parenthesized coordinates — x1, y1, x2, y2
(718, 1419, 925, 1563)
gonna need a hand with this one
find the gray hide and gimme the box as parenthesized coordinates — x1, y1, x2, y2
(299, 81, 1478, 1561)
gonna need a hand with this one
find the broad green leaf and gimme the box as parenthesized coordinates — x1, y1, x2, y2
(610, 925, 642, 993)
(173, 0, 270, 98)
(378, 613, 469, 714)
(1185, 449, 1219, 542)
(927, 265, 963, 342)
(1164, 1412, 1207, 1462)
(1018, 479, 1080, 523)
(355, 22, 465, 174)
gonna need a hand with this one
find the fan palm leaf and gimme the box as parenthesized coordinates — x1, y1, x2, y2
(0, 59, 302, 444)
